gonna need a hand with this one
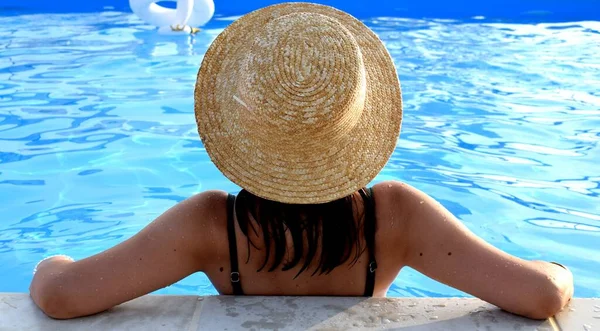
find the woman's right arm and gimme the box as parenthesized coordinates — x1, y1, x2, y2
(389, 181, 573, 320)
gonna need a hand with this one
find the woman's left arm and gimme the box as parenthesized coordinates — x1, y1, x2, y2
(29, 190, 227, 319)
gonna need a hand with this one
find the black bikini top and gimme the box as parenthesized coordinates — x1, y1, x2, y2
(226, 188, 378, 296)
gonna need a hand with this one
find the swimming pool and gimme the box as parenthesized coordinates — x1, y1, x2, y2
(1, 2, 599, 298)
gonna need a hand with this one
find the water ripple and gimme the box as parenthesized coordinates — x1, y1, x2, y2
(0, 12, 598, 296)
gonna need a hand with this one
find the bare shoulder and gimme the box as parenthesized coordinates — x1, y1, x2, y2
(185, 190, 228, 217)
(371, 180, 426, 222)
(178, 190, 229, 249)
(183, 189, 230, 261)
(369, 180, 452, 262)
(164, 190, 229, 229)
(177, 189, 229, 226)
(371, 180, 448, 224)
(370, 181, 417, 262)
(372, 180, 431, 208)
(183, 189, 229, 211)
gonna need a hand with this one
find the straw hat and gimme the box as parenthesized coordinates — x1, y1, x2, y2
(195, 2, 402, 204)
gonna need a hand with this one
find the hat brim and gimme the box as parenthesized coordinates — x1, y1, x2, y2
(195, 2, 402, 204)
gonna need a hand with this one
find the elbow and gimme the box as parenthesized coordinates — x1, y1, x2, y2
(525, 293, 564, 320)
(32, 282, 79, 319)
(40, 297, 78, 320)
(37, 296, 70, 320)
(525, 279, 572, 320)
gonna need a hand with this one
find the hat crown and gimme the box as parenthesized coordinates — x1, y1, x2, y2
(234, 12, 366, 149)
(195, 3, 402, 204)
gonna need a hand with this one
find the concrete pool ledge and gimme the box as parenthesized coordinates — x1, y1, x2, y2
(0, 294, 598, 330)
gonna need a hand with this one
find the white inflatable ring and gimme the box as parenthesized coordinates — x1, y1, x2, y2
(129, 0, 214, 30)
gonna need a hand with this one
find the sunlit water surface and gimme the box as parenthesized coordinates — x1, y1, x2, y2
(0, 11, 599, 297)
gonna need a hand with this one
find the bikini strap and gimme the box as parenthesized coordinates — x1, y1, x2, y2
(359, 187, 378, 296)
(226, 194, 244, 295)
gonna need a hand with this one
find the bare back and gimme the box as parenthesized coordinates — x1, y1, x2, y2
(203, 183, 407, 297)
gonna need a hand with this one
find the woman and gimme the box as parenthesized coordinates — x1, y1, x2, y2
(29, 2, 573, 321)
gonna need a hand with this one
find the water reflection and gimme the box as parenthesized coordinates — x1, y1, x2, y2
(0, 12, 599, 297)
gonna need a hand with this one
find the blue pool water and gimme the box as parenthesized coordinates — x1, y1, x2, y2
(0, 10, 599, 297)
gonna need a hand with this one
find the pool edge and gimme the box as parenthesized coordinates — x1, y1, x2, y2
(1, 293, 598, 330)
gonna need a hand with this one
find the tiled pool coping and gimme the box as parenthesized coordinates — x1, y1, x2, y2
(1, 293, 597, 330)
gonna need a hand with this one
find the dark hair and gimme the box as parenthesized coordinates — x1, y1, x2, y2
(234, 188, 370, 278)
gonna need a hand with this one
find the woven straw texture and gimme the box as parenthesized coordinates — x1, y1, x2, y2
(195, 2, 402, 204)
